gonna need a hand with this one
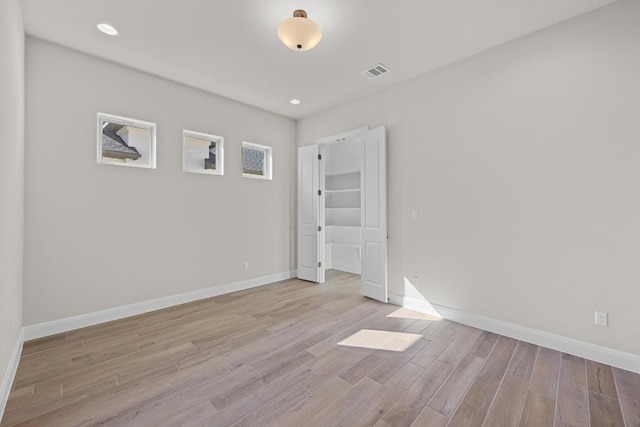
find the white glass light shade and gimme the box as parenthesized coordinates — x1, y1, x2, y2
(277, 11, 322, 52)
(97, 23, 118, 36)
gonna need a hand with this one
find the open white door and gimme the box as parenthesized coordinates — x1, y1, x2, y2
(361, 126, 387, 302)
(297, 145, 322, 282)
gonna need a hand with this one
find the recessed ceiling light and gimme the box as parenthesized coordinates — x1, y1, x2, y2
(290, 99, 301, 105)
(97, 23, 118, 36)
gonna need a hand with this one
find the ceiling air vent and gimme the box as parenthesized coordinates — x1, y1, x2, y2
(361, 63, 391, 80)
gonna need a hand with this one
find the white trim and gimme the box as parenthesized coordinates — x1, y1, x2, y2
(315, 126, 369, 145)
(389, 293, 640, 374)
(23, 271, 296, 341)
(0, 329, 23, 422)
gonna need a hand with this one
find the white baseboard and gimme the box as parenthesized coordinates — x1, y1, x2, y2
(23, 270, 297, 341)
(389, 293, 640, 374)
(0, 329, 23, 423)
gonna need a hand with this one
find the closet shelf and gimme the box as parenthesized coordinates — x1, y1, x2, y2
(325, 188, 360, 194)
(324, 170, 360, 176)
(325, 208, 361, 211)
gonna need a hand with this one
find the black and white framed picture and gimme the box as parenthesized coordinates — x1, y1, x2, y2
(97, 113, 156, 169)
(183, 130, 224, 175)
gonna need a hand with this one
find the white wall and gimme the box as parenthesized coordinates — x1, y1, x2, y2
(0, 0, 25, 403)
(24, 38, 295, 325)
(297, 0, 640, 356)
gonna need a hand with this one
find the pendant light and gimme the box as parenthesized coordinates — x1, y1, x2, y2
(277, 9, 322, 52)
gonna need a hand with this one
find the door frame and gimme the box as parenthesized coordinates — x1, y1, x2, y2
(310, 126, 388, 303)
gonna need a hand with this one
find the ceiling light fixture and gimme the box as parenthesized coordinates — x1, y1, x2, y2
(277, 10, 322, 52)
(97, 23, 118, 36)
(289, 99, 301, 105)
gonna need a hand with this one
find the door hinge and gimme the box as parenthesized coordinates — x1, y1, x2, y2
(318, 190, 322, 196)
(318, 154, 322, 160)
(318, 226, 322, 232)
(318, 261, 322, 267)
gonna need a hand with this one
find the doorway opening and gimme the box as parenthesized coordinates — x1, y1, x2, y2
(297, 126, 388, 302)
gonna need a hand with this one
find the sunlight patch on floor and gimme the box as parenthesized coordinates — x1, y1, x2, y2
(337, 329, 422, 352)
(385, 307, 442, 321)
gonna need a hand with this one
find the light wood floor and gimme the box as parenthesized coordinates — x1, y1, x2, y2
(2, 271, 639, 426)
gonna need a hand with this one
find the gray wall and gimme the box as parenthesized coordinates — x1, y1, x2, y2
(298, 0, 640, 355)
(24, 39, 296, 325)
(0, 0, 25, 397)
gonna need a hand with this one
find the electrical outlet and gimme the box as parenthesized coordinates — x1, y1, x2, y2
(244, 262, 249, 271)
(412, 276, 419, 286)
(595, 311, 608, 327)
(411, 209, 419, 220)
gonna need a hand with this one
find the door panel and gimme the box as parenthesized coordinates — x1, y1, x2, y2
(361, 127, 387, 302)
(297, 145, 320, 282)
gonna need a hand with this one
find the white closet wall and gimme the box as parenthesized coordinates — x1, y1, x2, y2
(323, 139, 362, 274)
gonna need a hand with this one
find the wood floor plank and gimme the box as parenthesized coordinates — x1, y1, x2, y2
(612, 367, 640, 427)
(97, 372, 225, 426)
(309, 346, 373, 380)
(428, 353, 485, 417)
(482, 374, 529, 427)
(257, 350, 315, 383)
(555, 353, 589, 427)
(20, 333, 70, 356)
(3, 271, 640, 427)
(475, 335, 518, 388)
(231, 385, 309, 427)
(209, 364, 268, 410)
(507, 341, 538, 381)
(367, 338, 428, 385)
(303, 377, 381, 426)
(447, 380, 497, 427)
(382, 361, 454, 427)
(519, 391, 555, 427)
(420, 319, 455, 341)
(251, 331, 331, 371)
(529, 346, 562, 401)
(586, 360, 618, 399)
(267, 377, 351, 427)
(13, 377, 172, 427)
(204, 365, 321, 427)
(342, 362, 425, 427)
(468, 331, 499, 359)
(410, 328, 460, 369)
(410, 407, 448, 427)
(588, 391, 625, 427)
(436, 326, 483, 367)
(403, 319, 434, 334)
(157, 401, 218, 427)
(339, 351, 388, 385)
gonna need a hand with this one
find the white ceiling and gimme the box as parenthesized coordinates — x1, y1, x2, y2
(21, 0, 617, 119)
